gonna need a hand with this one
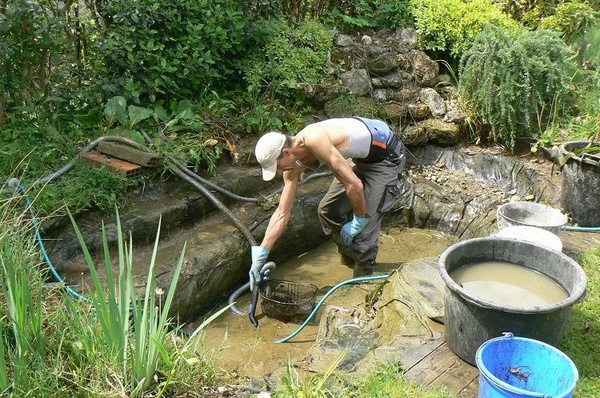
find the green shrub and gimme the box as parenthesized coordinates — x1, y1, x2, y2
(411, 0, 520, 57)
(0, 0, 106, 129)
(97, 0, 247, 104)
(494, 0, 599, 31)
(323, 0, 414, 32)
(241, 19, 333, 107)
(540, 0, 599, 41)
(458, 25, 577, 150)
(539, 24, 600, 146)
(0, 0, 68, 113)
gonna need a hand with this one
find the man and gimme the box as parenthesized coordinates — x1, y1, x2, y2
(249, 116, 406, 288)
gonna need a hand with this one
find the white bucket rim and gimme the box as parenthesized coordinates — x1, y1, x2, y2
(494, 226, 563, 252)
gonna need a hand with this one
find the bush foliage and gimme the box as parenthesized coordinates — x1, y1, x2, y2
(458, 25, 577, 150)
(98, 0, 248, 104)
(323, 0, 414, 32)
(241, 19, 333, 106)
(539, 1, 598, 40)
(411, 0, 519, 57)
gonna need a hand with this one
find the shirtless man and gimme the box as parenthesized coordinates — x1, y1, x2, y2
(249, 117, 406, 288)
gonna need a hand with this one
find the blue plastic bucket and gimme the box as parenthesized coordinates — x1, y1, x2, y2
(476, 333, 578, 398)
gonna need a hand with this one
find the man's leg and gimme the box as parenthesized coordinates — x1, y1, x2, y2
(317, 177, 349, 235)
(318, 176, 355, 266)
(352, 159, 402, 276)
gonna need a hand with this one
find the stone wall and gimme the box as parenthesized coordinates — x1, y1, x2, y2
(314, 28, 467, 147)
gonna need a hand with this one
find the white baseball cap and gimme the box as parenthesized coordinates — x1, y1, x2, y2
(255, 132, 286, 181)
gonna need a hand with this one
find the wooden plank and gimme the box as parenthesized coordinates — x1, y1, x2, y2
(561, 230, 600, 256)
(428, 344, 479, 395)
(81, 150, 144, 178)
(400, 338, 445, 370)
(97, 141, 162, 167)
(457, 378, 480, 398)
(403, 340, 462, 386)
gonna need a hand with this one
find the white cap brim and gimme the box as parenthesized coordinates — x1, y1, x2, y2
(261, 161, 278, 181)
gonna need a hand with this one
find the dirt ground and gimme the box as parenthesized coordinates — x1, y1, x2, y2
(406, 144, 560, 203)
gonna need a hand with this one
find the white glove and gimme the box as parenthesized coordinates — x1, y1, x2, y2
(340, 215, 370, 246)
(249, 246, 270, 290)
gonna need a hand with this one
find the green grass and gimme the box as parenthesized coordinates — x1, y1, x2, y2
(561, 244, 600, 397)
(352, 363, 453, 397)
(0, 182, 227, 396)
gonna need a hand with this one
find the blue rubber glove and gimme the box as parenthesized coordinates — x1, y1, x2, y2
(340, 215, 370, 246)
(249, 246, 270, 290)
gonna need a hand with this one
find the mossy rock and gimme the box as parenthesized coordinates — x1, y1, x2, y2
(324, 95, 385, 119)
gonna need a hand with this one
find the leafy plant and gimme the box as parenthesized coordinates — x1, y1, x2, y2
(0, 0, 66, 122)
(458, 25, 577, 150)
(241, 19, 333, 107)
(532, 20, 599, 150)
(0, 188, 45, 391)
(539, 0, 599, 42)
(411, 0, 520, 58)
(97, 0, 248, 104)
(323, 0, 415, 32)
(104, 96, 154, 144)
(69, 207, 186, 394)
(154, 100, 224, 174)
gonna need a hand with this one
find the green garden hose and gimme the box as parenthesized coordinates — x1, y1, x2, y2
(275, 274, 389, 343)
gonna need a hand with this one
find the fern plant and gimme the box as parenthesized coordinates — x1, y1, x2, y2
(458, 25, 577, 150)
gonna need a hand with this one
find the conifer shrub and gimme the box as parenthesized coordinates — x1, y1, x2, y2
(458, 25, 577, 150)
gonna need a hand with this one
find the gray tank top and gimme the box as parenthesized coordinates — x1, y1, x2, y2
(298, 118, 370, 160)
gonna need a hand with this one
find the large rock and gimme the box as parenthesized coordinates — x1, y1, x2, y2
(320, 27, 466, 147)
(339, 69, 372, 96)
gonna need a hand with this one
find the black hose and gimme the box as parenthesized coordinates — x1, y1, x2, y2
(228, 281, 252, 316)
(139, 130, 261, 317)
(167, 156, 259, 203)
(227, 261, 277, 318)
(166, 163, 258, 245)
(248, 286, 261, 327)
(139, 130, 258, 246)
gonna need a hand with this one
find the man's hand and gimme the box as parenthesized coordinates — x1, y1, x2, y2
(249, 246, 270, 290)
(341, 215, 370, 246)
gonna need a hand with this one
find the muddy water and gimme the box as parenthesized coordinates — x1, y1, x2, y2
(190, 227, 456, 378)
(450, 261, 568, 309)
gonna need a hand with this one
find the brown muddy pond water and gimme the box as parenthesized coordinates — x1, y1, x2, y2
(450, 261, 569, 309)
(189, 227, 457, 378)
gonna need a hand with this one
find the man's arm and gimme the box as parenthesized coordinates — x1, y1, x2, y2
(259, 169, 301, 249)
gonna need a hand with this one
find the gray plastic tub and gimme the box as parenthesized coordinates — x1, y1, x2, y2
(438, 237, 587, 365)
(496, 201, 567, 235)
